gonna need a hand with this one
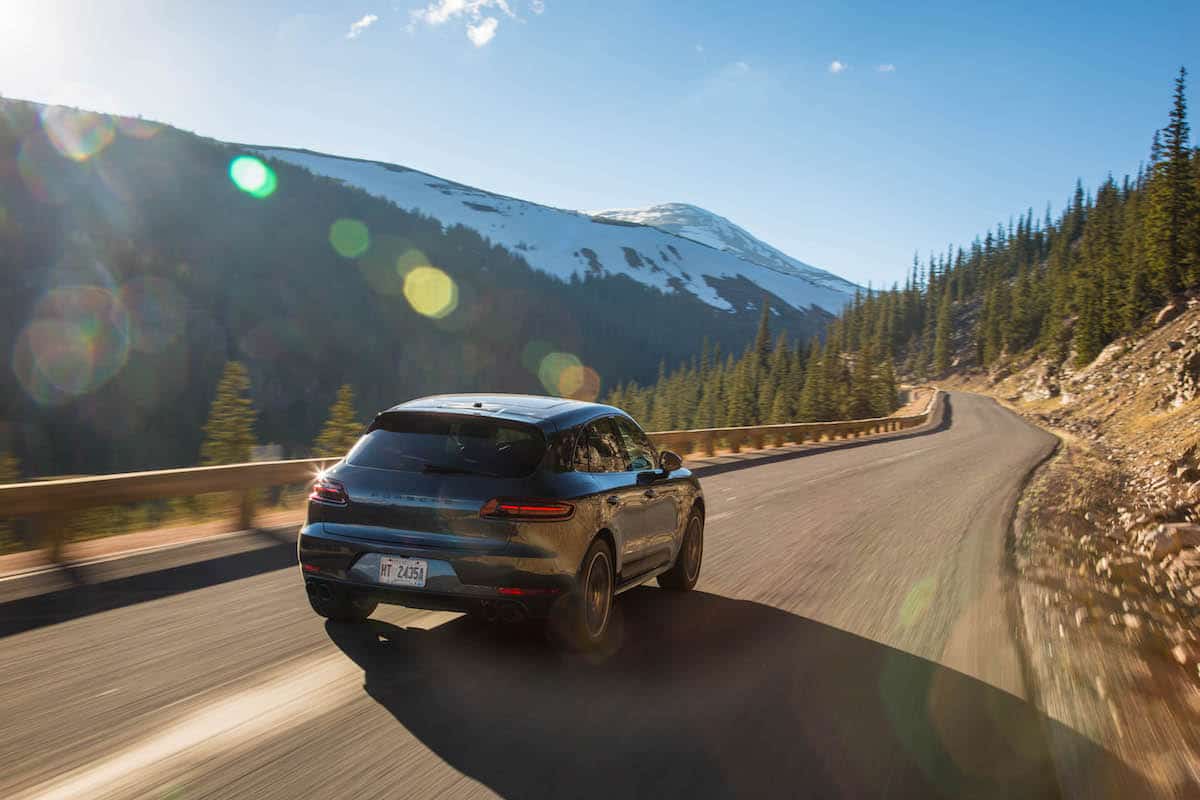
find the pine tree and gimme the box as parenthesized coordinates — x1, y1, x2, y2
(753, 300, 772, 368)
(649, 360, 672, 431)
(0, 450, 18, 483)
(200, 361, 258, 465)
(1146, 67, 1198, 295)
(313, 384, 363, 458)
(727, 348, 757, 426)
(872, 356, 898, 416)
(0, 451, 19, 551)
(847, 348, 875, 419)
(931, 282, 953, 376)
(797, 340, 828, 421)
(759, 332, 789, 422)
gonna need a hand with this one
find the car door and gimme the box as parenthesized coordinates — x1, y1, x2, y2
(612, 415, 680, 563)
(574, 417, 645, 571)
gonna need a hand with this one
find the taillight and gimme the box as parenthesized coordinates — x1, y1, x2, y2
(498, 586, 562, 596)
(309, 476, 349, 506)
(480, 498, 574, 521)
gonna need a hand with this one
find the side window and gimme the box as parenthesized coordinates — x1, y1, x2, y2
(574, 419, 625, 473)
(613, 416, 656, 472)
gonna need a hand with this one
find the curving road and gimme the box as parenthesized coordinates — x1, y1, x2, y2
(0, 393, 1152, 799)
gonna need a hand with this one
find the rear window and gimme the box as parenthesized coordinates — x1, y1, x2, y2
(346, 412, 547, 478)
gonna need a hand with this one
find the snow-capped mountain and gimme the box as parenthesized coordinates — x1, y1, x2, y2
(254, 147, 859, 314)
(588, 203, 856, 295)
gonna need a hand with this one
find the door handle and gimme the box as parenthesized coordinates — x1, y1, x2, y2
(606, 495, 620, 505)
(643, 489, 657, 498)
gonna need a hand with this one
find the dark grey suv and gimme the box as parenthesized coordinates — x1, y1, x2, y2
(299, 394, 704, 649)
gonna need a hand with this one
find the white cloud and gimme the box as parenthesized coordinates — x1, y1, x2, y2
(878, 63, 896, 72)
(829, 59, 846, 74)
(346, 13, 379, 39)
(409, 0, 519, 45)
(467, 16, 499, 46)
(530, 0, 545, 13)
(695, 43, 704, 53)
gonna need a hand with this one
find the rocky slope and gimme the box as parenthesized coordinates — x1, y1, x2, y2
(944, 295, 1200, 796)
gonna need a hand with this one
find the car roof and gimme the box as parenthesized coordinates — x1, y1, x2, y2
(380, 393, 628, 431)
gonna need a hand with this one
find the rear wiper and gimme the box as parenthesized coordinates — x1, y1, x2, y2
(422, 463, 486, 475)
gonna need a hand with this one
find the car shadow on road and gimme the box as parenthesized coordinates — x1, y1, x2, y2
(326, 587, 1147, 800)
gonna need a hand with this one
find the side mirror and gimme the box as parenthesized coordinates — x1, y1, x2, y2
(659, 450, 683, 475)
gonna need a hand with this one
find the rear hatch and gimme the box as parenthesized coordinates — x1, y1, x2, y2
(314, 411, 551, 546)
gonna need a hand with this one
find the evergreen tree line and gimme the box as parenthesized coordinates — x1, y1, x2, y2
(200, 363, 364, 465)
(604, 304, 900, 430)
(836, 67, 1200, 375)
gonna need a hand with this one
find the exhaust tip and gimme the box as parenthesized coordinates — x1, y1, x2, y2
(498, 603, 526, 624)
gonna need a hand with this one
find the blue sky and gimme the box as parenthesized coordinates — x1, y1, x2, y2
(1, 0, 1196, 287)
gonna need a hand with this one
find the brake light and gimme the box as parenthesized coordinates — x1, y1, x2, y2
(309, 476, 349, 506)
(498, 586, 562, 596)
(480, 498, 574, 521)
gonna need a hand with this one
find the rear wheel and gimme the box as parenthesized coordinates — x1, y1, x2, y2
(552, 538, 615, 651)
(658, 509, 703, 591)
(307, 582, 377, 623)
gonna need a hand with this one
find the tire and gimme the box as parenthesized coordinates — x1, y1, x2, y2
(307, 582, 377, 623)
(658, 508, 703, 591)
(552, 538, 615, 651)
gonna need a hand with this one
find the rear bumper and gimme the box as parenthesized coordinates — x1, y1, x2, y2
(298, 523, 571, 618)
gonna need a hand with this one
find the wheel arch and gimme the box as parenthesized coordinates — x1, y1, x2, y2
(592, 527, 616, 563)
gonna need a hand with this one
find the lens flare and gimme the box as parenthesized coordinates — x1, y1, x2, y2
(40, 106, 115, 162)
(119, 276, 186, 354)
(357, 237, 418, 295)
(329, 218, 370, 258)
(899, 576, 937, 627)
(114, 116, 161, 140)
(561, 364, 601, 401)
(403, 266, 458, 319)
(229, 156, 277, 198)
(538, 352, 583, 397)
(12, 286, 131, 406)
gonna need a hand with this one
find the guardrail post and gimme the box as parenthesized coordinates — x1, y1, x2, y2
(703, 432, 716, 456)
(729, 432, 741, 454)
(237, 489, 255, 530)
(31, 511, 70, 564)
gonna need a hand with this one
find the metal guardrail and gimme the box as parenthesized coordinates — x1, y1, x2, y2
(650, 387, 938, 456)
(0, 388, 939, 559)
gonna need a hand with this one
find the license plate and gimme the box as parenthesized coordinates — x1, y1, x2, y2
(379, 556, 427, 588)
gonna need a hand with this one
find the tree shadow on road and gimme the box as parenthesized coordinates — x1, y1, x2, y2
(326, 588, 1147, 799)
(0, 529, 294, 638)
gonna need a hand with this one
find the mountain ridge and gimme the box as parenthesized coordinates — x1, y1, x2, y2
(253, 144, 859, 315)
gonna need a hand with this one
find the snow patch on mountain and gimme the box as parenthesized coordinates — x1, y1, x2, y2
(255, 147, 858, 314)
(588, 202, 856, 294)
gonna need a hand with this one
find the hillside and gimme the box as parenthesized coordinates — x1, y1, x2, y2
(0, 97, 847, 476)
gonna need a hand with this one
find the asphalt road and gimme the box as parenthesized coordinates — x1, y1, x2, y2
(0, 392, 1154, 799)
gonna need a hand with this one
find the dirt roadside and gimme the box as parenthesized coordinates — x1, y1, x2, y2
(941, 302, 1200, 796)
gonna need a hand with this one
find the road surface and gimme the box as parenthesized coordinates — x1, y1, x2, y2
(0, 392, 1151, 798)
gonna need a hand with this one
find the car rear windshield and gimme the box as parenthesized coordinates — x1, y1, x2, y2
(346, 412, 547, 478)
